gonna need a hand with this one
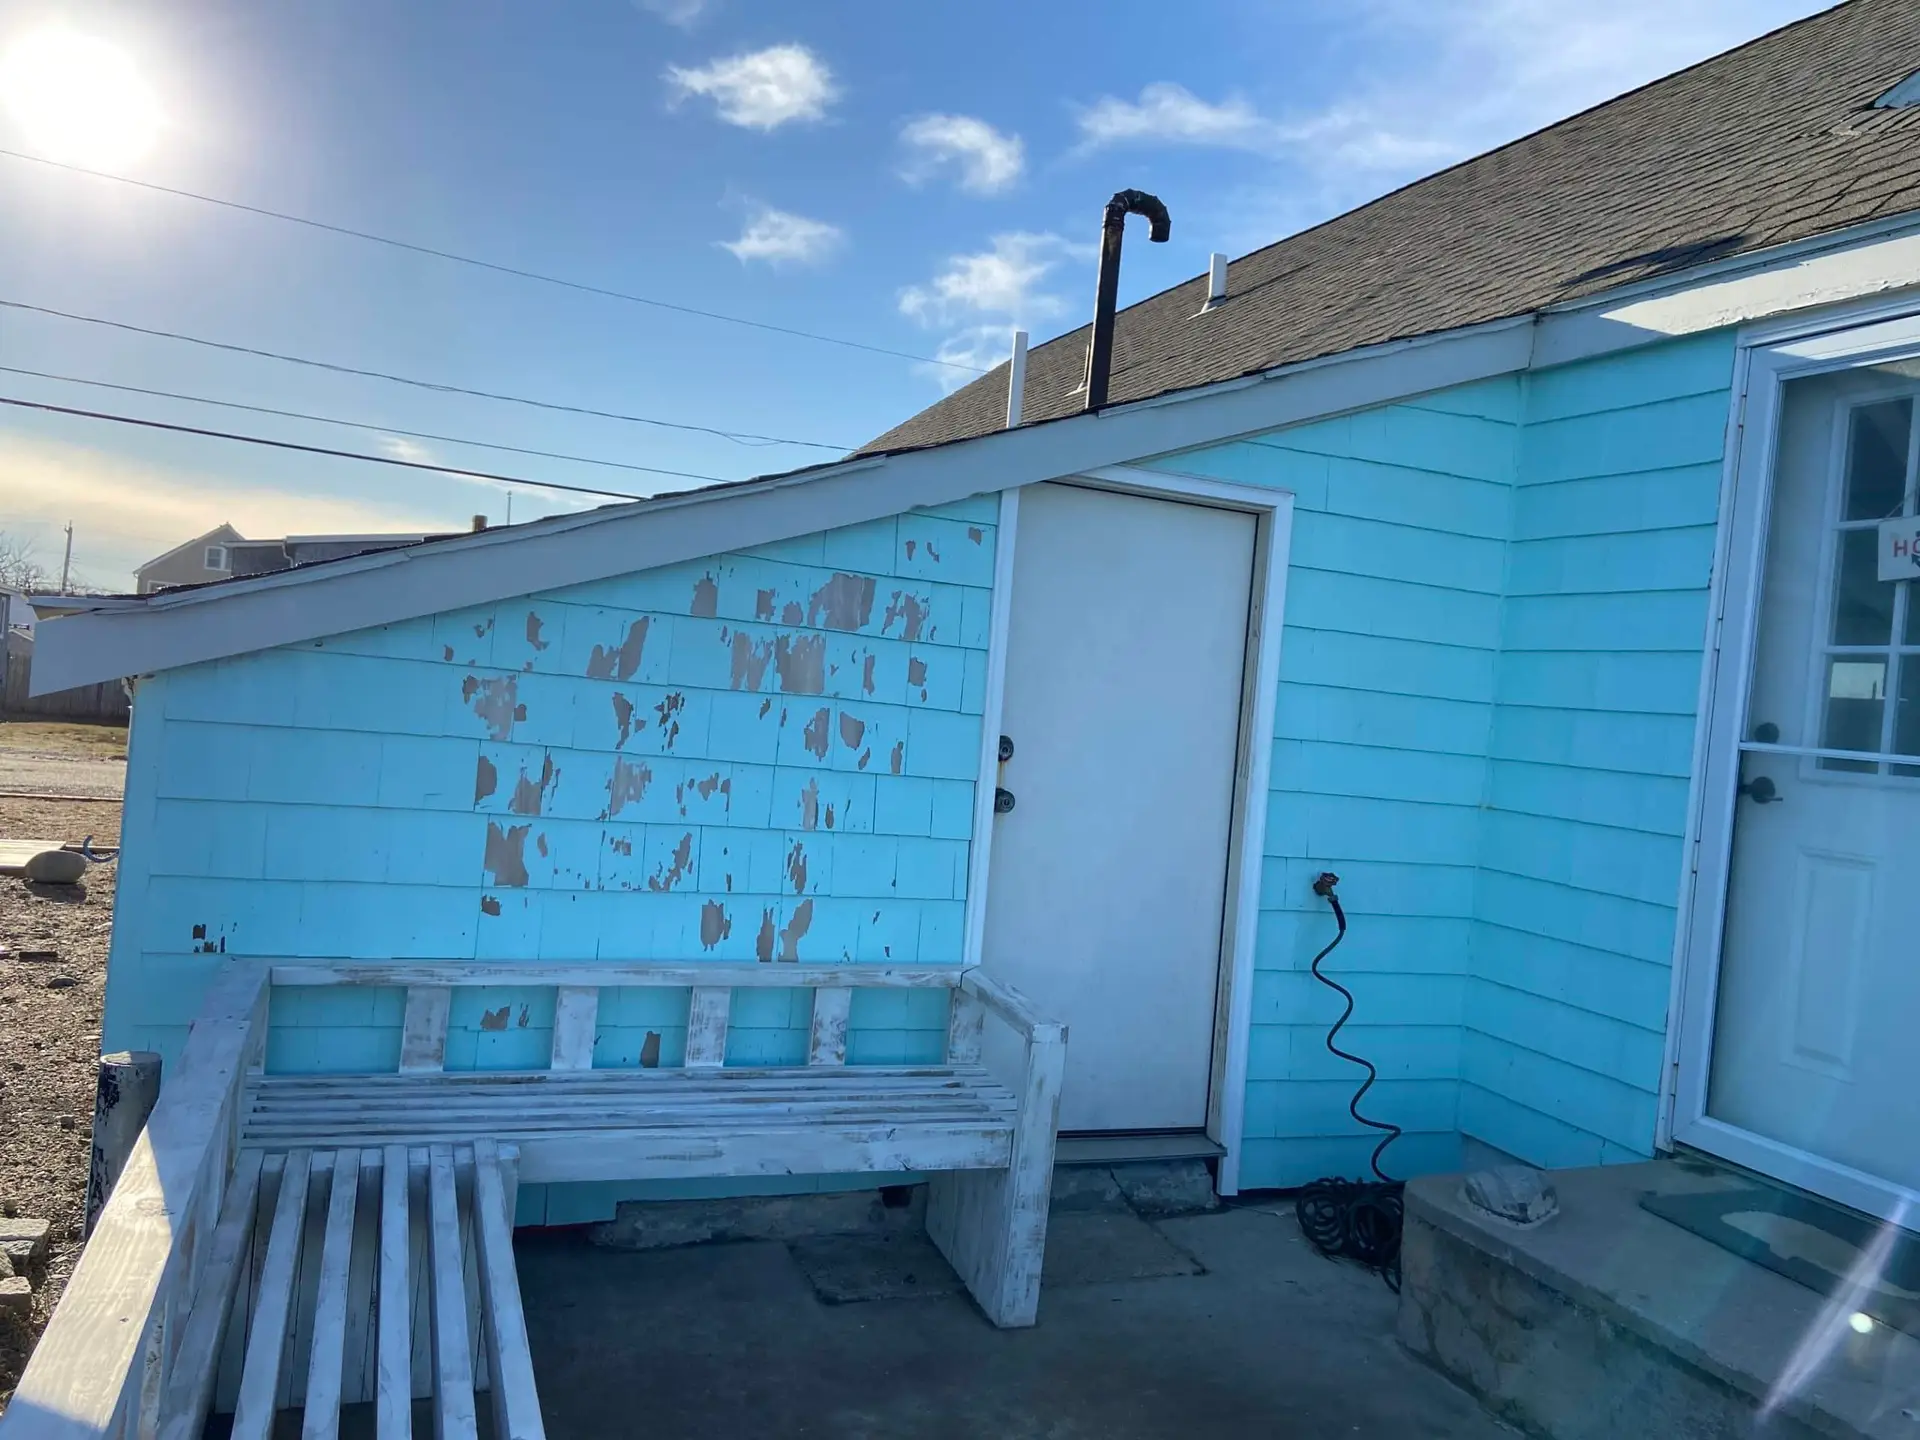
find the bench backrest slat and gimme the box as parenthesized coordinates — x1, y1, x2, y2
(398, 988, 451, 1075)
(548, 987, 598, 1071)
(683, 987, 731, 1068)
(267, 961, 995, 1078)
(807, 988, 852, 1066)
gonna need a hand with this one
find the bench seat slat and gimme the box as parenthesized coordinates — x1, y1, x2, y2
(249, 1065, 980, 1094)
(229, 1148, 312, 1440)
(155, 1150, 267, 1440)
(427, 1145, 478, 1440)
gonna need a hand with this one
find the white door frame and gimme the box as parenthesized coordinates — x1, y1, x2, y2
(959, 464, 1295, 1197)
(1667, 296, 1920, 1225)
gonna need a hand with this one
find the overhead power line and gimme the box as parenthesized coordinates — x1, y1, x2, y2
(0, 363, 729, 486)
(0, 393, 648, 500)
(0, 146, 989, 374)
(0, 298, 851, 451)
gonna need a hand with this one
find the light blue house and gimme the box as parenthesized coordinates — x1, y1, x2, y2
(35, 1, 1920, 1230)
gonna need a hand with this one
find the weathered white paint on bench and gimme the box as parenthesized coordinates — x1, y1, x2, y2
(248, 960, 1066, 1328)
(1, 956, 1065, 1440)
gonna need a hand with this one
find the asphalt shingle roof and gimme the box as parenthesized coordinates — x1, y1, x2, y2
(865, 0, 1920, 455)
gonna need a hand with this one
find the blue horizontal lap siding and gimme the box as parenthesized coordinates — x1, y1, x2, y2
(104, 496, 999, 1217)
(1465, 329, 1735, 1170)
(1158, 341, 1733, 1187)
(1155, 383, 1519, 1188)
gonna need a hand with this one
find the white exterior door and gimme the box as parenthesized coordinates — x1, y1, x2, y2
(982, 482, 1255, 1132)
(1683, 346, 1920, 1215)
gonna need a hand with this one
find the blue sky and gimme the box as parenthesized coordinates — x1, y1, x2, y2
(0, 0, 1832, 589)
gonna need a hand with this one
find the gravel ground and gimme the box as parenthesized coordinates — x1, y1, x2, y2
(0, 796, 121, 1413)
(0, 749, 127, 801)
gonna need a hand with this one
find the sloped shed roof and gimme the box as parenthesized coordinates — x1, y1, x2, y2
(865, 0, 1920, 454)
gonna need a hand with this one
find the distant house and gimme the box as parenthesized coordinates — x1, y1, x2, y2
(133, 524, 244, 594)
(136, 527, 454, 593)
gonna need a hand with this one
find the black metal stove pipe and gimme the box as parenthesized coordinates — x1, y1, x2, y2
(1083, 188, 1170, 412)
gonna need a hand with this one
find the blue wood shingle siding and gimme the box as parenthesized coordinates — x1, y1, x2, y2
(105, 499, 998, 1108)
(1155, 329, 1736, 1188)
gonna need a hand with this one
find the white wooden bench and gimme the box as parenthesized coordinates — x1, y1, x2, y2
(248, 961, 1065, 1336)
(3, 960, 1063, 1440)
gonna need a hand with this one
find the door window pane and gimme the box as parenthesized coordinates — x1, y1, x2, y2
(1842, 399, 1911, 521)
(1832, 527, 1895, 644)
(1819, 657, 1885, 771)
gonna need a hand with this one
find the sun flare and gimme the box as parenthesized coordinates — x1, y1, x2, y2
(0, 26, 159, 169)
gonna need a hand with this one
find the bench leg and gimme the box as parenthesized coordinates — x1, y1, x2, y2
(927, 1032, 1063, 1328)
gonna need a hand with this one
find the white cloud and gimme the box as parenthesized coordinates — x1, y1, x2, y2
(666, 43, 837, 130)
(720, 205, 844, 265)
(899, 114, 1024, 194)
(1076, 83, 1284, 153)
(633, 0, 709, 27)
(916, 324, 1025, 393)
(898, 232, 1086, 329)
(377, 435, 435, 465)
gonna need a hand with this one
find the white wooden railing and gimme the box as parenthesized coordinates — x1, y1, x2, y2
(0, 962, 267, 1440)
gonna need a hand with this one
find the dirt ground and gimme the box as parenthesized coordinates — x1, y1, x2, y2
(0, 788, 123, 1411)
(0, 720, 129, 802)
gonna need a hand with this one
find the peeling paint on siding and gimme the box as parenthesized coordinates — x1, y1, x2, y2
(786, 841, 808, 895)
(639, 1032, 661, 1067)
(807, 573, 876, 631)
(755, 908, 776, 962)
(480, 1005, 509, 1031)
(604, 757, 653, 819)
(904, 540, 916, 560)
(480, 895, 501, 916)
(648, 832, 694, 891)
(729, 633, 773, 690)
(884, 591, 927, 642)
(773, 634, 825, 693)
(483, 821, 531, 887)
(655, 692, 685, 749)
(754, 588, 776, 621)
(463, 674, 524, 740)
(780, 601, 803, 625)
(967, 527, 983, 544)
(700, 899, 730, 950)
(508, 753, 557, 816)
(889, 741, 904, 775)
(839, 713, 866, 750)
(525, 611, 550, 652)
(802, 708, 832, 760)
(779, 898, 813, 962)
(798, 777, 820, 830)
(586, 618, 650, 681)
(611, 693, 635, 748)
(474, 755, 499, 804)
(861, 654, 876, 695)
(690, 574, 719, 618)
(695, 772, 728, 802)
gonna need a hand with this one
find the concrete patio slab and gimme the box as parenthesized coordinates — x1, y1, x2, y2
(515, 1205, 1517, 1439)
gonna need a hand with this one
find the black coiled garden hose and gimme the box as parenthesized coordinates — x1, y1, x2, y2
(1294, 871, 1407, 1291)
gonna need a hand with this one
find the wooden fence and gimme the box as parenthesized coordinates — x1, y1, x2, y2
(2, 651, 130, 723)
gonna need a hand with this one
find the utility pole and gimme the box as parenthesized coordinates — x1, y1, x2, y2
(59, 522, 73, 594)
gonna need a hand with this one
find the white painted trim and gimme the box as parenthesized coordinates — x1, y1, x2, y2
(1656, 342, 1753, 1152)
(1668, 306, 1920, 1222)
(1064, 463, 1294, 1196)
(962, 488, 1020, 971)
(1532, 217, 1920, 369)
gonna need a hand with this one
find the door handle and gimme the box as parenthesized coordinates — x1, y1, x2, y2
(1739, 774, 1781, 804)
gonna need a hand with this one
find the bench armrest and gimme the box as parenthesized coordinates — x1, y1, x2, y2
(960, 970, 1065, 1045)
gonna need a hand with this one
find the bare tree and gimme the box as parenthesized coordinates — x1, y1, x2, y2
(0, 532, 54, 593)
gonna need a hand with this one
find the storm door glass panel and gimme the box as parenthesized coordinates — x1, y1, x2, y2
(1818, 398, 1916, 772)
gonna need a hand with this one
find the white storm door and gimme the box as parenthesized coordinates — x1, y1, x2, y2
(1681, 348, 1920, 1216)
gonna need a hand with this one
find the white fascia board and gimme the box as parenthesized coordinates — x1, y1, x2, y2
(32, 319, 1534, 693)
(1533, 212, 1920, 368)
